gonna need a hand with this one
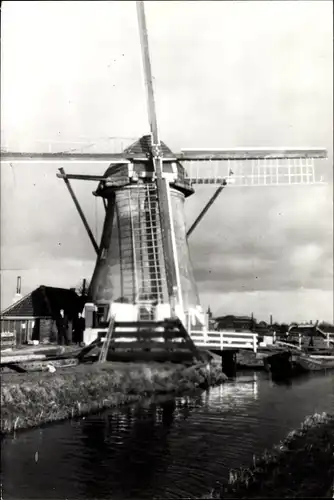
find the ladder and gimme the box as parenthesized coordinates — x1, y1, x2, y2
(117, 183, 167, 303)
(98, 314, 116, 363)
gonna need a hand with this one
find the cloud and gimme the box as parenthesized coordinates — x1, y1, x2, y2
(187, 184, 333, 296)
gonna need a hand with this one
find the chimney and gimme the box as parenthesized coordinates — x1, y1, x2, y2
(17, 276, 21, 294)
(270, 314, 273, 326)
(13, 276, 23, 304)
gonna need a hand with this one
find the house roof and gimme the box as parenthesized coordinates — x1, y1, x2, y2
(1, 286, 83, 319)
(1, 292, 35, 317)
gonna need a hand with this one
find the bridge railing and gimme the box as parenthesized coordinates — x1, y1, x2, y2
(189, 330, 258, 353)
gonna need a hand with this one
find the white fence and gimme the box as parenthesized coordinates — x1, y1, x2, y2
(190, 330, 258, 352)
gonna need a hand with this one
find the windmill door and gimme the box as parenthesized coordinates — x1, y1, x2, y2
(138, 300, 155, 321)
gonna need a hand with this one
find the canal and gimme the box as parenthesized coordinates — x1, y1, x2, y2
(1, 370, 334, 499)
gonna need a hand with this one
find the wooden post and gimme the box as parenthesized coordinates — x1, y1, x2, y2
(116, 202, 124, 300)
(187, 180, 227, 237)
(136, 1, 159, 144)
(58, 167, 99, 254)
(221, 351, 237, 377)
(253, 334, 258, 353)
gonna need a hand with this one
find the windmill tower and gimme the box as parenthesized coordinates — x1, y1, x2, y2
(88, 136, 200, 321)
(1, 2, 328, 361)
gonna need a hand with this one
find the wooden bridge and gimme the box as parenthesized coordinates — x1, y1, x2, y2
(83, 324, 259, 355)
(1, 325, 259, 354)
(189, 330, 258, 352)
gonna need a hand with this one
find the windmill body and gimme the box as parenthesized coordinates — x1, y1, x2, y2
(89, 135, 204, 328)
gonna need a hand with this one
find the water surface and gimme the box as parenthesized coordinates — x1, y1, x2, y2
(2, 371, 334, 499)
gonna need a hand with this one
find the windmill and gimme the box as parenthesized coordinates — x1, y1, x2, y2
(1, 2, 328, 361)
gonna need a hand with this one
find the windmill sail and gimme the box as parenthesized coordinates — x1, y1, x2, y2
(135, 1, 181, 314)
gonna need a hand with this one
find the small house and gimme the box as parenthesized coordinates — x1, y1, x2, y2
(0, 285, 84, 347)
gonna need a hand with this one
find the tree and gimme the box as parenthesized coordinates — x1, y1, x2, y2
(75, 279, 90, 297)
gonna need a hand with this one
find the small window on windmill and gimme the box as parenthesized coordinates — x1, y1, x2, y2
(95, 305, 109, 327)
(138, 294, 156, 320)
(139, 303, 154, 320)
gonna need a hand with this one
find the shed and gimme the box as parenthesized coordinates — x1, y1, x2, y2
(0, 286, 84, 347)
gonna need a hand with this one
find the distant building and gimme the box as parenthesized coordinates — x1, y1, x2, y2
(0, 285, 84, 346)
(206, 306, 216, 330)
(215, 315, 254, 331)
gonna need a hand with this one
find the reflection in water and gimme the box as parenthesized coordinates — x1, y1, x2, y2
(78, 400, 178, 499)
(2, 371, 334, 500)
(204, 374, 259, 411)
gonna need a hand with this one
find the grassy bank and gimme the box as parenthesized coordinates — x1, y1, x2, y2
(204, 412, 334, 498)
(1, 361, 227, 435)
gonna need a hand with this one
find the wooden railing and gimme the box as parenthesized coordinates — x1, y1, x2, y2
(1, 331, 16, 349)
(189, 330, 258, 352)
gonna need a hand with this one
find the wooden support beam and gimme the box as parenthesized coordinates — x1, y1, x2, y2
(178, 147, 328, 161)
(98, 315, 115, 363)
(58, 167, 99, 254)
(77, 337, 102, 362)
(1, 152, 127, 162)
(57, 173, 106, 181)
(155, 174, 179, 308)
(109, 340, 189, 350)
(4, 363, 27, 373)
(136, 1, 159, 145)
(187, 180, 227, 237)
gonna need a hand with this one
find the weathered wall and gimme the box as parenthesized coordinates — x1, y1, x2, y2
(39, 319, 53, 343)
(170, 188, 201, 312)
(89, 198, 117, 304)
(89, 182, 201, 313)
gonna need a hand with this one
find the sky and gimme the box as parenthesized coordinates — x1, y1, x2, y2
(1, 0, 333, 322)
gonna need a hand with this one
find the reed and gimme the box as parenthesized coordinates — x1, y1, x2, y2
(202, 412, 334, 499)
(1, 361, 227, 435)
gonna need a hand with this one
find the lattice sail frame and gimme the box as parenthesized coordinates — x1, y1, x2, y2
(1, 142, 326, 187)
(183, 157, 319, 187)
